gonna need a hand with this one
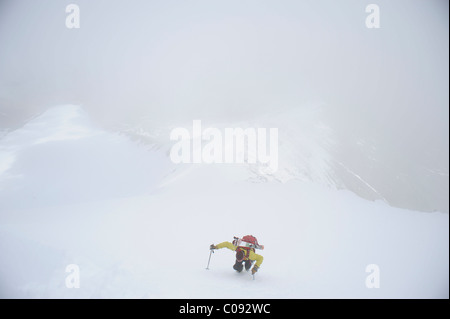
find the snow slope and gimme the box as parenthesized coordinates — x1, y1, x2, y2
(0, 105, 448, 298)
(123, 105, 449, 214)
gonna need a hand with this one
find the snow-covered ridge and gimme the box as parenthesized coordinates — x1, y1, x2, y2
(122, 104, 449, 214)
(121, 105, 337, 184)
(120, 106, 387, 204)
(0, 105, 172, 209)
(2, 105, 98, 146)
(0, 105, 96, 175)
(6, 104, 445, 214)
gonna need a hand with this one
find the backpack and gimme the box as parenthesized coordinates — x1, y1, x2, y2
(233, 235, 264, 261)
(242, 235, 258, 247)
(233, 235, 262, 253)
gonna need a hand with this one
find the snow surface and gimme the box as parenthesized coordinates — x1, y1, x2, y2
(0, 105, 448, 298)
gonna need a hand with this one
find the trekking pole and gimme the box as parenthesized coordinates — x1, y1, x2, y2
(206, 249, 214, 270)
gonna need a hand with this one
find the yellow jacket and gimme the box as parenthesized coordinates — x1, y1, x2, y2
(216, 241, 264, 268)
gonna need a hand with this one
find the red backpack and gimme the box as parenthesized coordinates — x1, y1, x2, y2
(233, 235, 260, 259)
(242, 235, 258, 248)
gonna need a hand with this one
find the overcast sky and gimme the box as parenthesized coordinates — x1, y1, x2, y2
(0, 0, 447, 124)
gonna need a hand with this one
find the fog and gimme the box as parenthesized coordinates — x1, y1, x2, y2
(0, 0, 448, 212)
